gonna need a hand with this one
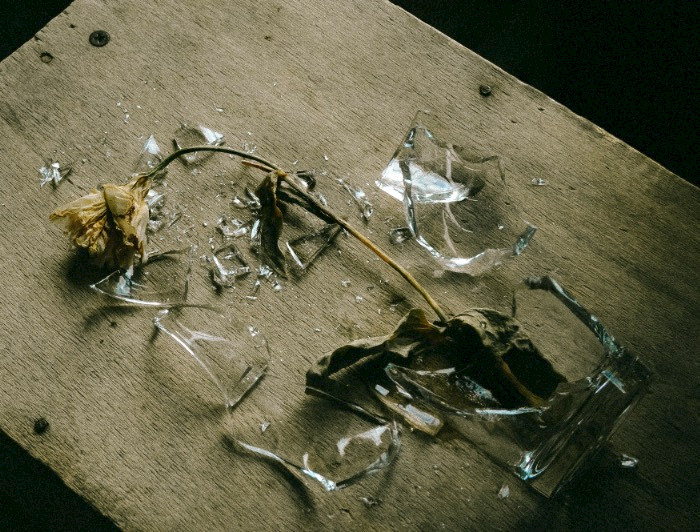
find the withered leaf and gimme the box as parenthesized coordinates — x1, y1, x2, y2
(254, 172, 287, 276)
(307, 308, 565, 413)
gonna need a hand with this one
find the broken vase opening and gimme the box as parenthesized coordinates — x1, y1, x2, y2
(377, 110, 535, 276)
(153, 306, 269, 409)
(307, 276, 650, 497)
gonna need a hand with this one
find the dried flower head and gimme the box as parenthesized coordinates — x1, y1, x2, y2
(50, 175, 150, 269)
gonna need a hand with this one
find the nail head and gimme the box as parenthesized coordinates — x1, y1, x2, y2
(89, 30, 110, 47)
(479, 84, 492, 97)
(34, 417, 50, 434)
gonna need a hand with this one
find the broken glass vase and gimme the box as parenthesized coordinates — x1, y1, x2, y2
(378, 276, 650, 497)
(377, 110, 535, 276)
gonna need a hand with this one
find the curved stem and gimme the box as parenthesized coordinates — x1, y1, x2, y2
(279, 174, 449, 324)
(142, 145, 449, 324)
(143, 145, 281, 179)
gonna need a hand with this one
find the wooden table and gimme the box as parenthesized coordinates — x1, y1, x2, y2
(1, 1, 697, 529)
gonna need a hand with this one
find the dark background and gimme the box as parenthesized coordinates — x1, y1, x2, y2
(0, 0, 697, 529)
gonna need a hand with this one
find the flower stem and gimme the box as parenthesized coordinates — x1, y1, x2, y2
(278, 174, 449, 324)
(146, 145, 449, 324)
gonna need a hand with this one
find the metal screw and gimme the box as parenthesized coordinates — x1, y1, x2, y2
(89, 30, 110, 47)
(34, 417, 50, 434)
(479, 84, 492, 97)
(39, 52, 53, 63)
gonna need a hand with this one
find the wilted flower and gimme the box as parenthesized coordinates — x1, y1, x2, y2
(49, 175, 150, 269)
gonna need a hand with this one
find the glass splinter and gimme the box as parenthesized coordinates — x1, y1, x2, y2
(153, 308, 269, 409)
(133, 134, 164, 176)
(210, 243, 251, 288)
(389, 227, 412, 245)
(619, 453, 638, 469)
(173, 124, 225, 165)
(90, 249, 191, 306)
(339, 179, 373, 221)
(39, 161, 72, 187)
(217, 217, 248, 238)
(286, 224, 342, 274)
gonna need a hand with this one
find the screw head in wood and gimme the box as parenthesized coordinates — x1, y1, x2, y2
(479, 84, 492, 97)
(89, 30, 110, 47)
(34, 417, 50, 434)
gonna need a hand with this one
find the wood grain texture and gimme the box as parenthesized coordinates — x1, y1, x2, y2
(0, 0, 697, 530)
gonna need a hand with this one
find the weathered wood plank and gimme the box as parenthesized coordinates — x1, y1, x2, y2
(0, 0, 697, 530)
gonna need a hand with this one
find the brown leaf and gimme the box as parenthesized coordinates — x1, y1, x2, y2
(254, 172, 287, 276)
(307, 308, 565, 412)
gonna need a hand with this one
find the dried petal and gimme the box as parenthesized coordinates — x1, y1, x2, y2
(50, 175, 151, 269)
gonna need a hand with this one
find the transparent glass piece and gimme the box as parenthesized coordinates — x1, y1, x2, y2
(153, 307, 269, 409)
(210, 243, 251, 288)
(229, 421, 400, 492)
(173, 124, 224, 165)
(360, 496, 381, 508)
(379, 110, 536, 275)
(339, 179, 373, 221)
(530, 178, 547, 186)
(286, 224, 342, 274)
(498, 484, 510, 498)
(90, 250, 191, 306)
(619, 453, 638, 469)
(39, 161, 72, 187)
(389, 227, 412, 245)
(217, 216, 248, 238)
(132, 134, 164, 175)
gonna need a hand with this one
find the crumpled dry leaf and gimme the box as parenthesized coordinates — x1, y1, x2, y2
(49, 175, 150, 269)
(307, 307, 565, 415)
(254, 172, 287, 276)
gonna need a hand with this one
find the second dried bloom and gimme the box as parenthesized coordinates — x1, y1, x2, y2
(50, 175, 150, 269)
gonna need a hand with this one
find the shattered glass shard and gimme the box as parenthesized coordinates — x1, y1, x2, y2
(210, 243, 251, 288)
(286, 224, 342, 274)
(153, 307, 269, 409)
(133, 134, 164, 176)
(230, 421, 401, 492)
(498, 484, 510, 499)
(339, 179, 373, 221)
(217, 217, 248, 238)
(173, 124, 224, 165)
(619, 453, 638, 469)
(39, 161, 72, 187)
(379, 110, 535, 275)
(91, 249, 191, 306)
(389, 227, 412, 245)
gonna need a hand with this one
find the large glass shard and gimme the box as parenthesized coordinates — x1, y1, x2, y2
(90, 249, 191, 306)
(173, 124, 224, 165)
(153, 307, 269, 409)
(229, 413, 400, 492)
(286, 224, 342, 274)
(39, 161, 72, 187)
(378, 110, 535, 275)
